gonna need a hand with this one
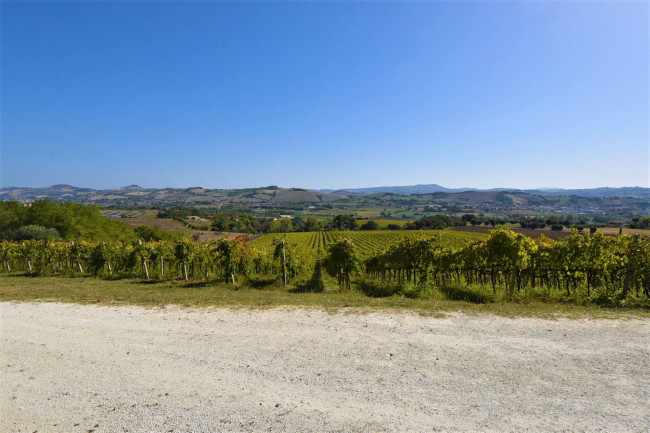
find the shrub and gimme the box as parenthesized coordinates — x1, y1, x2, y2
(356, 279, 423, 298)
(357, 280, 403, 297)
(14, 225, 60, 241)
(439, 285, 493, 304)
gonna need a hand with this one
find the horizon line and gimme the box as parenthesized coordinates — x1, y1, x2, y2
(1, 183, 648, 191)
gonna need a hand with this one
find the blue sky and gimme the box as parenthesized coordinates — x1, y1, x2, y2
(1, 1, 648, 190)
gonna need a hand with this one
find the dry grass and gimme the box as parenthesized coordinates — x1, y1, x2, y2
(596, 227, 650, 236)
(111, 215, 227, 242)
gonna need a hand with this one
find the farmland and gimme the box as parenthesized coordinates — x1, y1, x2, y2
(251, 229, 489, 260)
(2, 226, 648, 305)
(0, 199, 648, 309)
(2, 185, 647, 221)
(449, 225, 650, 240)
(107, 212, 225, 242)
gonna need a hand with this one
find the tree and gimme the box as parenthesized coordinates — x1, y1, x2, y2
(360, 220, 379, 231)
(462, 214, 478, 225)
(331, 214, 357, 230)
(411, 215, 452, 230)
(270, 218, 293, 233)
(304, 217, 321, 232)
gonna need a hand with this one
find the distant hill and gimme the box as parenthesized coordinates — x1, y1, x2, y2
(323, 184, 474, 195)
(525, 187, 650, 199)
(0, 185, 349, 205)
(1, 184, 647, 214)
(319, 184, 649, 198)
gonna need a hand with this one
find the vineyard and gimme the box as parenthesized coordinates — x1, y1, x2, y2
(251, 230, 489, 261)
(1, 229, 648, 306)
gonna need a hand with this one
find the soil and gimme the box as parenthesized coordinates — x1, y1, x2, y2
(1, 302, 648, 432)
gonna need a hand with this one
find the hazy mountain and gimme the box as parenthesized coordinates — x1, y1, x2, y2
(322, 184, 470, 195)
(1, 184, 647, 209)
(319, 184, 649, 198)
(525, 187, 649, 198)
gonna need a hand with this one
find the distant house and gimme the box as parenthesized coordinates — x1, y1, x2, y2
(279, 215, 293, 219)
(608, 220, 625, 227)
(187, 215, 200, 221)
(207, 215, 214, 219)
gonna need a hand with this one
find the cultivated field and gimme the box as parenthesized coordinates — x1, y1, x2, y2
(449, 225, 650, 240)
(449, 225, 573, 240)
(2, 302, 648, 432)
(251, 229, 488, 259)
(596, 227, 650, 236)
(111, 214, 225, 242)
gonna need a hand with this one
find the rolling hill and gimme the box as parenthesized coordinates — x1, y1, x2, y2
(0, 185, 349, 206)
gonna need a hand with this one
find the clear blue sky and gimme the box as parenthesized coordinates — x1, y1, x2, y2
(1, 0, 648, 190)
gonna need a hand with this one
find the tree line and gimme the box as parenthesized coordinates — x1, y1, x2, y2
(0, 200, 135, 242)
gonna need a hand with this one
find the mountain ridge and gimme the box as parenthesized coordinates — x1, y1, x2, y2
(318, 184, 649, 198)
(0, 184, 650, 206)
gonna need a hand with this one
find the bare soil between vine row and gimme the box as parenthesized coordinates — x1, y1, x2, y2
(1, 302, 648, 432)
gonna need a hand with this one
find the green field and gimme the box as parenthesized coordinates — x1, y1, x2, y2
(386, 210, 445, 219)
(251, 229, 489, 260)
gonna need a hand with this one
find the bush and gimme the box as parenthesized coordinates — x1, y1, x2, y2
(14, 225, 60, 241)
(135, 225, 186, 241)
(400, 283, 421, 299)
(357, 280, 403, 297)
(439, 285, 493, 304)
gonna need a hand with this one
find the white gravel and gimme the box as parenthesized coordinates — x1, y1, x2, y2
(1, 302, 648, 433)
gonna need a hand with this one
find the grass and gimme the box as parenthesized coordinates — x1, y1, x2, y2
(1, 274, 647, 319)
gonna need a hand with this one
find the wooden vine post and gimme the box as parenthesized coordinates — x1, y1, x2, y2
(282, 240, 287, 286)
(23, 242, 32, 273)
(138, 240, 150, 281)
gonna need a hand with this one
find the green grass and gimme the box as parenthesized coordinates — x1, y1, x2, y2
(1, 274, 646, 319)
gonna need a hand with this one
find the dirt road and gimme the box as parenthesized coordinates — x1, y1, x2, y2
(1, 302, 648, 432)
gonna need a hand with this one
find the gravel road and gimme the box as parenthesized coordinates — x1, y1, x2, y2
(1, 302, 648, 432)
